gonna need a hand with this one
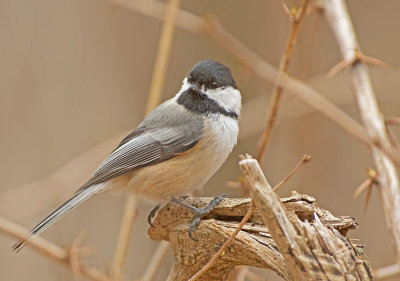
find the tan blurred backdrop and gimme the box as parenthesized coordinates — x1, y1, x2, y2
(1, 0, 400, 280)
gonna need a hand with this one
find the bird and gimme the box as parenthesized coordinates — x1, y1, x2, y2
(12, 60, 241, 251)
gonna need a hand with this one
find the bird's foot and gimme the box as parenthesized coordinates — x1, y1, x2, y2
(147, 204, 160, 228)
(171, 194, 228, 241)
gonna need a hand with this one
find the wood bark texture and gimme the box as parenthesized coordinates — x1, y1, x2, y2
(148, 156, 371, 280)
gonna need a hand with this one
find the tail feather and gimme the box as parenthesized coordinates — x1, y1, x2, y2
(12, 184, 104, 252)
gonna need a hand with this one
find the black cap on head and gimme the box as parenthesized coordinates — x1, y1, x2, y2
(187, 60, 237, 90)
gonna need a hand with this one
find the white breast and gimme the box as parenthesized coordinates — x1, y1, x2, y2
(120, 113, 239, 201)
(194, 115, 239, 186)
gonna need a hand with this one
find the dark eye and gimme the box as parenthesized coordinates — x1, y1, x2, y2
(210, 82, 219, 89)
(187, 76, 192, 83)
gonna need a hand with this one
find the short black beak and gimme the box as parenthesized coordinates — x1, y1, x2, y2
(188, 85, 205, 97)
(188, 84, 201, 92)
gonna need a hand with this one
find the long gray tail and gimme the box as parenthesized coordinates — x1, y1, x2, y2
(12, 184, 104, 252)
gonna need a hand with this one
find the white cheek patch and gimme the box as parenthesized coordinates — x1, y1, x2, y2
(175, 80, 242, 117)
(205, 87, 242, 116)
(174, 78, 191, 99)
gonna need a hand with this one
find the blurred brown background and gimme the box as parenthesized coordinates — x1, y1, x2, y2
(1, 0, 400, 280)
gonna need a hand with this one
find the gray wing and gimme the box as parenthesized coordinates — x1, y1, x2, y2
(79, 126, 201, 190)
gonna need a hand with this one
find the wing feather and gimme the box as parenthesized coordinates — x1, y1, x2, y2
(79, 126, 201, 190)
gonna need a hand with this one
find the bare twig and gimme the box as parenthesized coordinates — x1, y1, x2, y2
(140, 241, 170, 281)
(273, 154, 311, 192)
(188, 204, 256, 281)
(353, 168, 378, 212)
(239, 155, 372, 280)
(148, 193, 359, 280)
(109, 0, 372, 148)
(386, 117, 400, 126)
(373, 263, 400, 280)
(328, 50, 387, 77)
(0, 217, 109, 281)
(323, 0, 400, 264)
(189, 153, 310, 280)
(353, 168, 378, 199)
(245, 270, 265, 281)
(111, 197, 138, 280)
(111, 1, 181, 279)
(144, 0, 182, 113)
(257, 0, 310, 162)
(0, 131, 128, 220)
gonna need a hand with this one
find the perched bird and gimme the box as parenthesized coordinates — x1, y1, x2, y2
(13, 60, 241, 251)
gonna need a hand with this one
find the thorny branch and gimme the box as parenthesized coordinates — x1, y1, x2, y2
(239, 154, 373, 281)
(148, 168, 370, 280)
(111, 0, 180, 279)
(110, 0, 374, 150)
(0, 217, 109, 281)
(323, 0, 400, 266)
(4, 1, 390, 280)
(257, 0, 310, 162)
(188, 204, 256, 281)
(188, 154, 311, 280)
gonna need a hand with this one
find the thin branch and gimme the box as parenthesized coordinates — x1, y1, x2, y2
(323, 0, 400, 264)
(145, 0, 182, 113)
(386, 117, 400, 126)
(188, 204, 256, 281)
(353, 168, 378, 199)
(140, 241, 170, 281)
(110, 0, 374, 153)
(239, 155, 373, 280)
(149, 194, 359, 280)
(189, 153, 311, 280)
(353, 168, 378, 212)
(111, 0, 181, 279)
(373, 263, 400, 280)
(328, 50, 387, 77)
(111, 197, 138, 280)
(0, 131, 128, 220)
(0, 217, 109, 281)
(273, 154, 311, 192)
(257, 0, 310, 162)
(245, 270, 265, 281)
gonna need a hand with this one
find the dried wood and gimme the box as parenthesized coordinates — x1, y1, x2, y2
(323, 0, 400, 265)
(239, 155, 373, 281)
(147, 166, 369, 280)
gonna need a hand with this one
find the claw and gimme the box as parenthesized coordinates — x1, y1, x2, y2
(188, 217, 201, 241)
(147, 204, 160, 228)
(171, 194, 229, 241)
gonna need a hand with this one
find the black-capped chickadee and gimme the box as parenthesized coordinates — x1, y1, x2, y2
(13, 60, 241, 251)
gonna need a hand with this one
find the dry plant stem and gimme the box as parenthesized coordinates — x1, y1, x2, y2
(323, 0, 400, 264)
(245, 270, 264, 281)
(204, 15, 372, 150)
(148, 194, 360, 280)
(140, 241, 170, 281)
(190, 153, 310, 280)
(145, 0, 181, 113)
(111, 0, 372, 150)
(0, 217, 109, 281)
(386, 117, 400, 126)
(240, 157, 304, 280)
(273, 154, 311, 192)
(111, 1, 181, 279)
(373, 263, 400, 280)
(0, 131, 129, 220)
(257, 0, 309, 162)
(188, 204, 256, 281)
(111, 196, 138, 280)
(239, 155, 373, 280)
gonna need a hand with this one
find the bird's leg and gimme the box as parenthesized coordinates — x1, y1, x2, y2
(147, 204, 160, 228)
(171, 194, 228, 241)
